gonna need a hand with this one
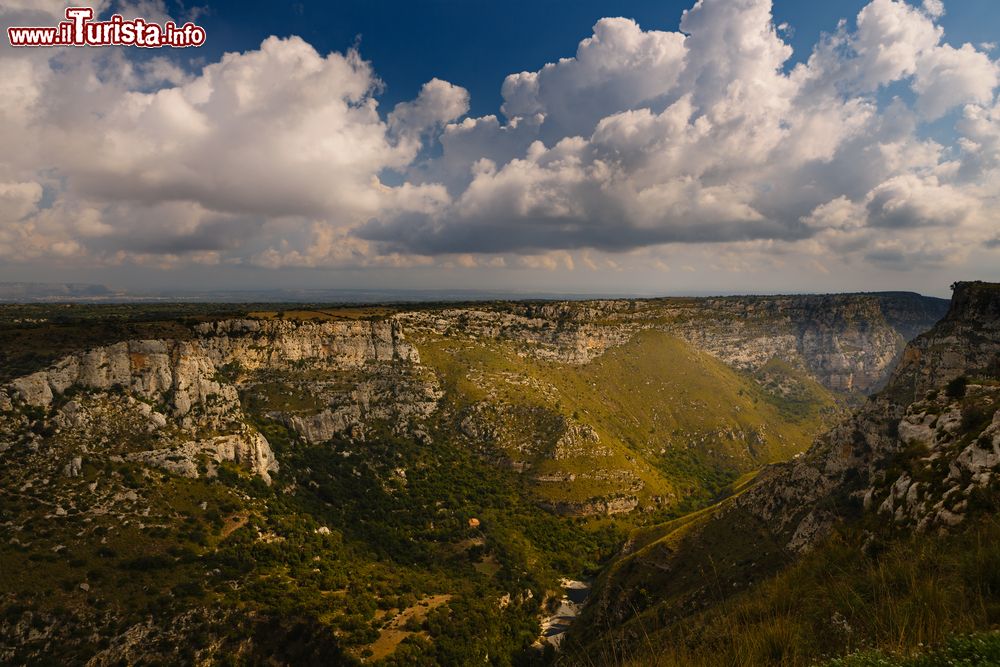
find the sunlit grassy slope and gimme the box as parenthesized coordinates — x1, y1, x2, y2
(417, 329, 841, 513)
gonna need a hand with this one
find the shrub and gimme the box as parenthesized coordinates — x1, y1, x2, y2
(120, 554, 172, 571)
(946, 376, 969, 399)
(961, 404, 994, 439)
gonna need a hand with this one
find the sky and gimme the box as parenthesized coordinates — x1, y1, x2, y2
(0, 0, 999, 297)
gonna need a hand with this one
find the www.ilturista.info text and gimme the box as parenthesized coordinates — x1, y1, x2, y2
(7, 7, 206, 48)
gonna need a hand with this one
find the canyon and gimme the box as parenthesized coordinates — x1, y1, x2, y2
(3, 288, 980, 666)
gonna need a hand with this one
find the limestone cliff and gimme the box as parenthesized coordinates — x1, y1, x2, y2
(579, 283, 998, 634)
(0, 292, 946, 511)
(401, 292, 947, 393)
(736, 282, 1000, 550)
(194, 318, 419, 369)
(660, 293, 944, 392)
(0, 318, 431, 484)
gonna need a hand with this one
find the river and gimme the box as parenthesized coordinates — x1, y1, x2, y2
(536, 578, 591, 649)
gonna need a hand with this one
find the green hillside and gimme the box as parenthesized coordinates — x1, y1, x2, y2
(564, 282, 1000, 667)
(418, 329, 841, 515)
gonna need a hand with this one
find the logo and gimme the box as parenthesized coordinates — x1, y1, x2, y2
(7, 7, 206, 48)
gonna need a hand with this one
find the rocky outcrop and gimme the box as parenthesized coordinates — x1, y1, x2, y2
(663, 294, 945, 392)
(128, 430, 279, 484)
(195, 318, 419, 369)
(868, 386, 1000, 532)
(553, 423, 607, 460)
(8, 318, 420, 410)
(887, 282, 1000, 401)
(8, 340, 238, 423)
(282, 369, 440, 444)
(400, 293, 946, 393)
(540, 495, 639, 517)
(0, 318, 432, 483)
(400, 308, 633, 364)
(736, 282, 1000, 551)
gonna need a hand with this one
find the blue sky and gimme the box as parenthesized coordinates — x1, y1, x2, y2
(0, 0, 998, 297)
(187, 0, 999, 117)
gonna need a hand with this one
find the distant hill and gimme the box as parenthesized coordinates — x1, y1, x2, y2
(0, 284, 658, 304)
(0, 282, 117, 301)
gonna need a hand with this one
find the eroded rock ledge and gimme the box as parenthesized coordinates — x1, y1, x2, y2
(0, 318, 427, 484)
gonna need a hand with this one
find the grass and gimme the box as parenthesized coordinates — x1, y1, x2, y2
(241, 378, 328, 415)
(415, 329, 836, 514)
(566, 515, 1000, 666)
(358, 594, 452, 661)
(754, 356, 846, 422)
(824, 632, 1000, 666)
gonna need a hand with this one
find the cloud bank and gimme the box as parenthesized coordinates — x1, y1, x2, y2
(0, 0, 998, 279)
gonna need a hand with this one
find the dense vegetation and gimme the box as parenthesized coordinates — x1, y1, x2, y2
(0, 390, 629, 665)
(0, 297, 942, 665)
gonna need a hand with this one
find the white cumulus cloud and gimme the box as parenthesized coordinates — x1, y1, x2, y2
(0, 0, 998, 279)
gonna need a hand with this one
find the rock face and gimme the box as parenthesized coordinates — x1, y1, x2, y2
(194, 318, 419, 369)
(734, 282, 1000, 551)
(663, 294, 942, 393)
(8, 339, 238, 421)
(400, 293, 947, 393)
(282, 367, 440, 444)
(399, 307, 634, 365)
(2, 338, 262, 483)
(0, 318, 432, 484)
(579, 283, 997, 636)
(539, 495, 639, 517)
(8, 319, 419, 411)
(128, 430, 279, 484)
(889, 284, 1000, 400)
